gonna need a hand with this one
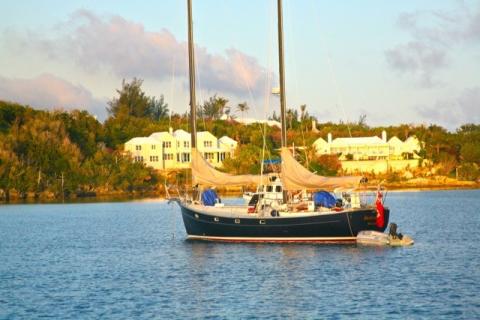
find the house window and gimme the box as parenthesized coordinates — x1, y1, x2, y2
(177, 141, 180, 148)
(203, 141, 212, 148)
(134, 156, 144, 162)
(151, 145, 156, 150)
(136, 145, 141, 151)
(203, 152, 215, 160)
(163, 153, 173, 160)
(162, 141, 172, 148)
(182, 153, 190, 162)
(184, 141, 190, 148)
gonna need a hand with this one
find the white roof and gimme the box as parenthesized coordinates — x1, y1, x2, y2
(331, 136, 386, 146)
(197, 131, 216, 139)
(173, 129, 191, 139)
(219, 136, 237, 144)
(236, 118, 281, 128)
(313, 137, 327, 144)
(388, 136, 403, 145)
(125, 137, 158, 145)
(149, 132, 174, 141)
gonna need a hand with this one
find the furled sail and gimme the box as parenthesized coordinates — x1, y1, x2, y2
(192, 148, 263, 187)
(280, 147, 362, 191)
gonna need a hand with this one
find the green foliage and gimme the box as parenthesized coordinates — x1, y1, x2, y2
(107, 78, 169, 121)
(2, 77, 480, 200)
(222, 144, 265, 174)
(200, 94, 229, 120)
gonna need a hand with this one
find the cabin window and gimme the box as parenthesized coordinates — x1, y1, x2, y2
(276, 186, 282, 192)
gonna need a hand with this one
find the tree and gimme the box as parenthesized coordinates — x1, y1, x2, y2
(150, 95, 169, 121)
(107, 78, 152, 118)
(299, 104, 307, 121)
(202, 95, 229, 120)
(237, 102, 249, 121)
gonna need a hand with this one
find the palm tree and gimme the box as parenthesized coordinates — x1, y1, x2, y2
(300, 104, 307, 121)
(236, 102, 249, 122)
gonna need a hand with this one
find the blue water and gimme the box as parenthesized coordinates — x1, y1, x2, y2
(1, 190, 479, 319)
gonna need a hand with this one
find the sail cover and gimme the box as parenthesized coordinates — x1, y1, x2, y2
(192, 148, 263, 187)
(280, 147, 362, 191)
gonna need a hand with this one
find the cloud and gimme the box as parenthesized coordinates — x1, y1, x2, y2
(385, 2, 480, 87)
(0, 73, 107, 119)
(417, 86, 480, 129)
(385, 41, 448, 87)
(4, 9, 271, 97)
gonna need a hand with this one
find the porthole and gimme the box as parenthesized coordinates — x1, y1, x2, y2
(214, 217, 219, 222)
(234, 218, 240, 224)
(194, 213, 199, 219)
(259, 220, 266, 225)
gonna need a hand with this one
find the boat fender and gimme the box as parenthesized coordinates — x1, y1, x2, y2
(271, 210, 279, 217)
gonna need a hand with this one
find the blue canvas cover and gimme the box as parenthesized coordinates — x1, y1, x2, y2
(313, 191, 336, 208)
(201, 189, 219, 206)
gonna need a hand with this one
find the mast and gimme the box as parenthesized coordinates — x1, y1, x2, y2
(277, 0, 287, 148)
(187, 0, 197, 148)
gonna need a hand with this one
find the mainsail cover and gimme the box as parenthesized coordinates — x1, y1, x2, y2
(192, 148, 263, 187)
(280, 147, 362, 191)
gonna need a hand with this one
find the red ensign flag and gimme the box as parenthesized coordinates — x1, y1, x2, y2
(375, 191, 385, 228)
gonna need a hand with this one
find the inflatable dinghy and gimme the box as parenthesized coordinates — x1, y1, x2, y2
(357, 223, 414, 246)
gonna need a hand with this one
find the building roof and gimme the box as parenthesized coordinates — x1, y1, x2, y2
(149, 132, 174, 141)
(388, 136, 403, 145)
(125, 137, 158, 145)
(313, 137, 327, 145)
(173, 129, 191, 139)
(197, 131, 216, 139)
(236, 118, 281, 128)
(332, 136, 386, 146)
(219, 136, 237, 145)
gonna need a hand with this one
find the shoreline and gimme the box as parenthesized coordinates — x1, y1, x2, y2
(1, 183, 478, 205)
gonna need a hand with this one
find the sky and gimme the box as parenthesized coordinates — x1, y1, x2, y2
(0, 0, 479, 130)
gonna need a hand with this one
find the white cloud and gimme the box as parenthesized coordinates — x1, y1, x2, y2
(4, 9, 272, 98)
(0, 73, 107, 119)
(417, 86, 480, 129)
(385, 2, 480, 87)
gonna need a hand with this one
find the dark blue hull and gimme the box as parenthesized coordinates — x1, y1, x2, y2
(179, 203, 389, 243)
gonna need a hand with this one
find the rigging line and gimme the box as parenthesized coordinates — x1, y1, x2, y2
(169, 50, 177, 127)
(235, 54, 258, 114)
(284, 0, 309, 166)
(309, 0, 352, 138)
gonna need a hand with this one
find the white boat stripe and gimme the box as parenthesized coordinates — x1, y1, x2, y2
(187, 235, 356, 242)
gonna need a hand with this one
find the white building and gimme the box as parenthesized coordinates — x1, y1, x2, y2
(313, 131, 423, 173)
(124, 129, 237, 170)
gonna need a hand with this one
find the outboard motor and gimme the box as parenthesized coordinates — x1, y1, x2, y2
(388, 223, 403, 240)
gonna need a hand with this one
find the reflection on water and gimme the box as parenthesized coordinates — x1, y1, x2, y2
(1, 190, 479, 319)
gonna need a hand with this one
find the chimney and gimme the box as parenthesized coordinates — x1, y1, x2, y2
(312, 120, 319, 133)
(169, 127, 173, 134)
(327, 133, 332, 144)
(382, 130, 387, 142)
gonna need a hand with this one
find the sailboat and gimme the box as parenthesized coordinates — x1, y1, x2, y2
(172, 0, 389, 243)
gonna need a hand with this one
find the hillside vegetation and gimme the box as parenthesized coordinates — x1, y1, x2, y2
(1, 79, 479, 201)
